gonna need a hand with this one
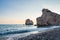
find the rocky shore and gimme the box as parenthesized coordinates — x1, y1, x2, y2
(18, 27, 60, 40)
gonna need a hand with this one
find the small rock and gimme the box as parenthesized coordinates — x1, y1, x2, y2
(25, 19, 33, 25)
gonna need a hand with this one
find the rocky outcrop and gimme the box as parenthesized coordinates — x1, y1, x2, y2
(36, 9, 60, 26)
(25, 19, 33, 25)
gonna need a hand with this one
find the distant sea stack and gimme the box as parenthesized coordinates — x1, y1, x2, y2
(36, 8, 60, 26)
(25, 19, 33, 25)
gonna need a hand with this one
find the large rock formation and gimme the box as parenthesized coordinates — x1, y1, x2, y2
(25, 19, 33, 25)
(36, 9, 60, 26)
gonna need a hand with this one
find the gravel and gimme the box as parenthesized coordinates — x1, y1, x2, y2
(18, 27, 60, 40)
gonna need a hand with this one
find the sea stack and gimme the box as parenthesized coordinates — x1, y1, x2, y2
(25, 19, 33, 25)
(36, 8, 60, 27)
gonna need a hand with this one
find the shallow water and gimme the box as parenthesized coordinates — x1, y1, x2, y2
(0, 24, 60, 40)
(0, 24, 48, 36)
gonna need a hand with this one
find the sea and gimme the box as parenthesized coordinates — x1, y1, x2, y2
(0, 24, 60, 40)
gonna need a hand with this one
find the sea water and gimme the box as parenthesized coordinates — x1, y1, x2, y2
(0, 24, 60, 40)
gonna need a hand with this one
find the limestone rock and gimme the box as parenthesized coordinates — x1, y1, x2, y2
(25, 19, 33, 25)
(36, 8, 60, 26)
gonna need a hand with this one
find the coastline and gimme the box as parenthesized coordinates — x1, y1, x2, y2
(0, 26, 60, 40)
(18, 27, 60, 40)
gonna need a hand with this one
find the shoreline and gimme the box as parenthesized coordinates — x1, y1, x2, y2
(18, 27, 60, 40)
(0, 26, 60, 40)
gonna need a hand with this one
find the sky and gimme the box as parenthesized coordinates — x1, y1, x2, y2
(0, 0, 60, 24)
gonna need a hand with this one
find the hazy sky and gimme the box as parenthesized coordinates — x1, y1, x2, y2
(0, 0, 60, 24)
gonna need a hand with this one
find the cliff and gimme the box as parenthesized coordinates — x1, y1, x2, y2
(36, 9, 60, 26)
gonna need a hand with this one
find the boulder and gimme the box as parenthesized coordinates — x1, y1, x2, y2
(25, 19, 33, 25)
(36, 8, 60, 26)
